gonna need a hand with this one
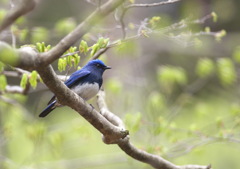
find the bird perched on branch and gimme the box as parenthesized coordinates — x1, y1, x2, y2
(39, 59, 111, 117)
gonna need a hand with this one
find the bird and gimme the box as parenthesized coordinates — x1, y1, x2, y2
(39, 59, 111, 117)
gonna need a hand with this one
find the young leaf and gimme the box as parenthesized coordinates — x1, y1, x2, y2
(20, 73, 28, 89)
(73, 55, 80, 68)
(67, 55, 73, 67)
(204, 27, 211, 33)
(58, 58, 67, 72)
(90, 44, 100, 57)
(149, 16, 161, 29)
(215, 30, 226, 42)
(58, 58, 63, 72)
(29, 71, 38, 89)
(79, 40, 89, 54)
(211, 12, 218, 22)
(97, 37, 105, 48)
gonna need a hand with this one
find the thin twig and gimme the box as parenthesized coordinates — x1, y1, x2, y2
(60, 51, 80, 58)
(39, 0, 125, 66)
(125, 0, 182, 9)
(92, 13, 215, 59)
(118, 0, 182, 38)
(96, 89, 211, 169)
(0, 0, 36, 33)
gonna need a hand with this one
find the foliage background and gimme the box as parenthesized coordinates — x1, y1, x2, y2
(0, 0, 240, 169)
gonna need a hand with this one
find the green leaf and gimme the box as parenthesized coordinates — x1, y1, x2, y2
(29, 71, 38, 89)
(232, 46, 240, 63)
(58, 58, 67, 72)
(97, 37, 109, 48)
(211, 12, 218, 22)
(149, 16, 161, 29)
(58, 58, 63, 72)
(69, 46, 77, 53)
(73, 55, 81, 68)
(215, 30, 226, 42)
(97, 37, 104, 47)
(67, 55, 73, 67)
(79, 40, 89, 54)
(217, 58, 236, 86)
(204, 27, 211, 33)
(46, 45, 51, 51)
(0, 75, 7, 91)
(196, 58, 215, 77)
(36, 42, 44, 52)
(20, 73, 28, 89)
(90, 44, 100, 57)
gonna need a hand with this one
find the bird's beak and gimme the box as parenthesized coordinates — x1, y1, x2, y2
(105, 66, 111, 69)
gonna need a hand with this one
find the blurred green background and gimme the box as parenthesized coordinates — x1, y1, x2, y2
(0, 0, 240, 169)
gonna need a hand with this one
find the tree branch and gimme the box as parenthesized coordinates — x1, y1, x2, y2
(118, 0, 182, 38)
(39, 0, 125, 66)
(0, 1, 215, 168)
(0, 0, 36, 33)
(96, 89, 211, 169)
(37, 65, 129, 144)
(126, 0, 182, 9)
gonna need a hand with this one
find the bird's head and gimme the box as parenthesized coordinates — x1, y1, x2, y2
(85, 59, 111, 73)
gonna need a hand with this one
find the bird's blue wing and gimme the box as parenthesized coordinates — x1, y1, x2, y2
(46, 70, 90, 105)
(64, 70, 91, 88)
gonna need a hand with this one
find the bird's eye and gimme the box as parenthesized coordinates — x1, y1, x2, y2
(96, 64, 100, 67)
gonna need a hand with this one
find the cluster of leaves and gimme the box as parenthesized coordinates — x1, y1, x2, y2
(19, 42, 51, 89)
(57, 37, 109, 72)
(58, 46, 81, 72)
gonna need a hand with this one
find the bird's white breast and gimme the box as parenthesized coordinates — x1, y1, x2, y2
(71, 82, 99, 100)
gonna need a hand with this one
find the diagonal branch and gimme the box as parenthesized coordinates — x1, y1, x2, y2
(0, 0, 36, 33)
(39, 0, 125, 66)
(36, 65, 129, 144)
(96, 89, 211, 169)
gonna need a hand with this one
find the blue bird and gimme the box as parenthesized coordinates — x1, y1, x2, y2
(39, 59, 111, 117)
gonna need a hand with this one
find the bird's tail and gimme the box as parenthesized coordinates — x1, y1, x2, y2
(39, 101, 56, 117)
